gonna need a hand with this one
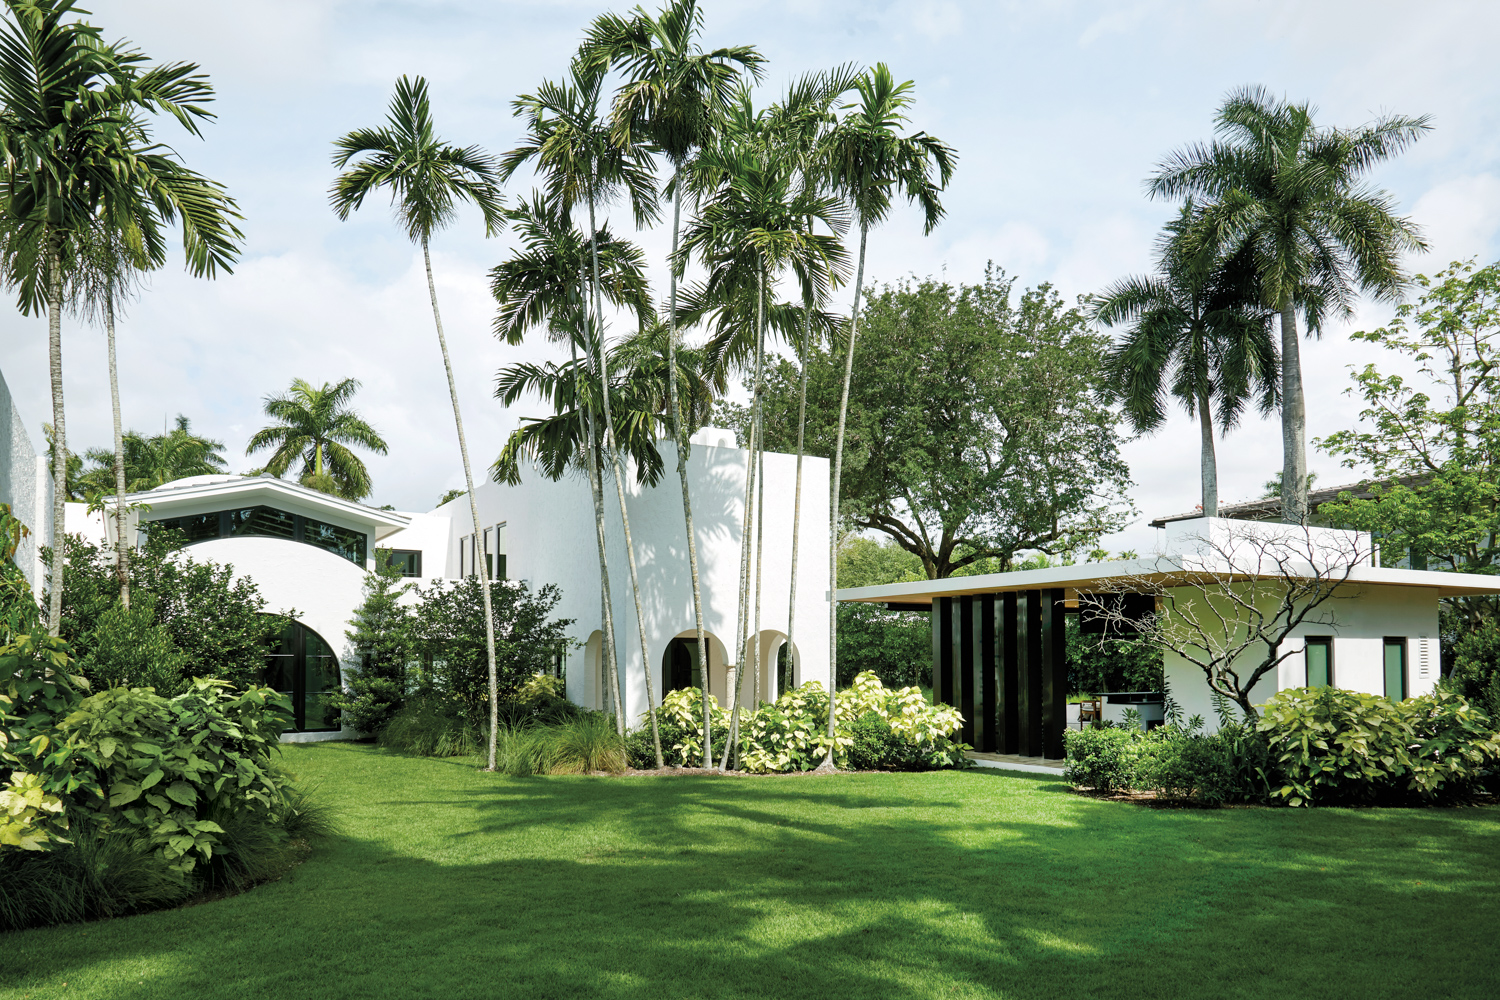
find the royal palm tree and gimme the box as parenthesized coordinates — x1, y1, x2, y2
(80, 415, 226, 495)
(818, 64, 955, 767)
(503, 55, 668, 765)
(329, 74, 506, 769)
(489, 192, 653, 736)
(676, 107, 850, 766)
(0, 0, 242, 633)
(761, 66, 857, 694)
(1095, 203, 1279, 517)
(246, 378, 389, 500)
(585, 0, 762, 767)
(1149, 85, 1428, 524)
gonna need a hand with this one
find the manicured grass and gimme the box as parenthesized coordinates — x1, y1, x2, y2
(4, 743, 1498, 1000)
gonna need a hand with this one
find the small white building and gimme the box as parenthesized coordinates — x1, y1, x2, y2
(837, 517, 1500, 759)
(65, 429, 830, 741)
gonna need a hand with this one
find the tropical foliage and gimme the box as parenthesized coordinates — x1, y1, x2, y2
(246, 378, 388, 500)
(77, 416, 227, 495)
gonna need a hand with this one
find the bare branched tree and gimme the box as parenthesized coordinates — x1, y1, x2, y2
(1081, 524, 1373, 721)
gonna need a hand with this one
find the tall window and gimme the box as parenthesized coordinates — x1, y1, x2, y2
(376, 548, 422, 577)
(1383, 637, 1407, 701)
(1305, 636, 1333, 688)
(263, 620, 342, 732)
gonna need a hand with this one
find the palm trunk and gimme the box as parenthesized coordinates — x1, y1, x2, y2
(666, 172, 714, 769)
(750, 271, 769, 709)
(105, 299, 130, 609)
(722, 269, 766, 771)
(1279, 298, 1307, 525)
(576, 337, 625, 730)
(587, 196, 663, 768)
(823, 222, 869, 768)
(1198, 387, 1218, 518)
(422, 238, 500, 771)
(785, 290, 812, 695)
(45, 241, 66, 636)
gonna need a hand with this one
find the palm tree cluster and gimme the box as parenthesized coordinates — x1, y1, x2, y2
(246, 377, 390, 500)
(330, 0, 954, 771)
(1098, 85, 1428, 523)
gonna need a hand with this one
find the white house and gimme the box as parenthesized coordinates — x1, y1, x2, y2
(836, 517, 1500, 759)
(61, 428, 830, 742)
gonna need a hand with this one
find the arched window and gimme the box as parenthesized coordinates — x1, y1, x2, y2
(263, 620, 342, 732)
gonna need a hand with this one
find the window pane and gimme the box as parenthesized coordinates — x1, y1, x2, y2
(376, 548, 421, 577)
(232, 505, 295, 541)
(147, 512, 220, 543)
(303, 517, 366, 564)
(1306, 639, 1331, 687)
(302, 628, 342, 732)
(1384, 639, 1406, 700)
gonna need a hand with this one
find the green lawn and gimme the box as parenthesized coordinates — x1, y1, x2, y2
(3, 743, 1498, 1000)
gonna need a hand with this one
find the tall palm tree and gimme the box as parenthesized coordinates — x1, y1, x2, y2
(819, 64, 954, 766)
(503, 56, 668, 765)
(489, 192, 654, 737)
(246, 378, 389, 500)
(1149, 85, 1428, 524)
(1095, 203, 1279, 516)
(585, 0, 762, 768)
(676, 109, 850, 766)
(761, 66, 857, 694)
(0, 0, 243, 633)
(329, 74, 507, 769)
(80, 415, 226, 494)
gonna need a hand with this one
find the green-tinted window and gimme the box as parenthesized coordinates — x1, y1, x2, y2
(377, 548, 422, 577)
(303, 517, 366, 564)
(1305, 637, 1332, 687)
(262, 619, 341, 733)
(229, 505, 295, 540)
(1384, 638, 1407, 701)
(149, 512, 220, 543)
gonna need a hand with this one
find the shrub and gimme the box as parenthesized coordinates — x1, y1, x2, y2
(73, 598, 187, 695)
(1257, 687, 1500, 806)
(331, 567, 413, 736)
(1063, 726, 1140, 792)
(0, 504, 42, 645)
(836, 603, 930, 688)
(378, 696, 482, 758)
(540, 715, 626, 774)
(845, 712, 926, 770)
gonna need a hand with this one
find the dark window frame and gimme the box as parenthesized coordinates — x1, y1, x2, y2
(1383, 637, 1407, 701)
(377, 548, 423, 578)
(263, 619, 342, 733)
(1305, 636, 1334, 688)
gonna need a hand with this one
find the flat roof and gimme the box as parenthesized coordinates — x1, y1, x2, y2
(837, 557, 1500, 605)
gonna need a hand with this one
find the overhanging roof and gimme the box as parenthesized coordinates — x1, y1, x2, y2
(837, 557, 1500, 605)
(117, 475, 411, 540)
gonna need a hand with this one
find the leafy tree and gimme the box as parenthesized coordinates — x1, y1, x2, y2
(246, 378, 388, 500)
(77, 416, 227, 495)
(837, 535, 924, 589)
(57, 531, 289, 692)
(1, 503, 41, 644)
(1317, 259, 1500, 708)
(1150, 85, 1427, 524)
(835, 603, 929, 689)
(404, 577, 574, 731)
(330, 563, 413, 735)
(1096, 201, 1277, 516)
(329, 74, 505, 769)
(0, 0, 241, 633)
(721, 267, 1132, 579)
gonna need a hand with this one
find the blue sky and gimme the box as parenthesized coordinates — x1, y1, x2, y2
(2, 0, 1497, 556)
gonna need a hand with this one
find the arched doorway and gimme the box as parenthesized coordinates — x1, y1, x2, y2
(660, 631, 729, 702)
(585, 630, 616, 716)
(263, 620, 342, 733)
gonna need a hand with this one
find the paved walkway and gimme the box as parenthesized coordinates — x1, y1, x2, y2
(967, 751, 1067, 776)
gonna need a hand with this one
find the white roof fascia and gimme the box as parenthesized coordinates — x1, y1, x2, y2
(117, 478, 410, 538)
(837, 558, 1500, 604)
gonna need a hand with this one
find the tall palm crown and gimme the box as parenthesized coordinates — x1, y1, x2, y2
(500, 58, 657, 228)
(80, 415, 226, 494)
(584, 0, 763, 169)
(1148, 85, 1427, 522)
(490, 192, 653, 347)
(826, 63, 956, 234)
(1096, 203, 1279, 515)
(246, 378, 389, 501)
(329, 75, 504, 242)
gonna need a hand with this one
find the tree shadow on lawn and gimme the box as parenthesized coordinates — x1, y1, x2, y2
(5, 765, 1499, 1000)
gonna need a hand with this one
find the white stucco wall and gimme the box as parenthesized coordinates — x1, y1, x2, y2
(1164, 581, 1441, 728)
(432, 434, 832, 729)
(0, 365, 50, 594)
(376, 510, 452, 584)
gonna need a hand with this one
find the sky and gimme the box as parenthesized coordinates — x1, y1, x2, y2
(2, 0, 1498, 557)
